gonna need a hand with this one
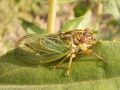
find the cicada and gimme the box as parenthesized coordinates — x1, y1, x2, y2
(15, 28, 106, 76)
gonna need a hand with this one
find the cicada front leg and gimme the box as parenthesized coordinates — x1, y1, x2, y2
(66, 53, 76, 76)
(53, 50, 77, 76)
(84, 49, 107, 64)
(53, 52, 76, 76)
(53, 53, 71, 70)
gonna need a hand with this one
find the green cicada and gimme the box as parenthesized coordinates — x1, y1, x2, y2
(15, 28, 106, 76)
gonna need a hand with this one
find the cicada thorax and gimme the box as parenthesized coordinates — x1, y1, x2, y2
(58, 29, 93, 44)
(58, 30, 83, 46)
(57, 28, 96, 52)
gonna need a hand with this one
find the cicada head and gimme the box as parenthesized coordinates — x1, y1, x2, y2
(78, 28, 97, 50)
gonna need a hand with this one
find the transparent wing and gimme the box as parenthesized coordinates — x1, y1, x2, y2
(15, 34, 71, 65)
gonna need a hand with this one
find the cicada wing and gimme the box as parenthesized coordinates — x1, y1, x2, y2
(15, 34, 71, 65)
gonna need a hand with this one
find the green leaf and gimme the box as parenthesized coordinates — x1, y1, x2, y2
(107, 19, 120, 27)
(103, 0, 120, 19)
(21, 19, 47, 34)
(61, 11, 92, 32)
(74, 3, 89, 17)
(0, 77, 120, 90)
(0, 41, 120, 89)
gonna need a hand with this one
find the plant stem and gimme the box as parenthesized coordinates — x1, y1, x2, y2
(47, 0, 57, 33)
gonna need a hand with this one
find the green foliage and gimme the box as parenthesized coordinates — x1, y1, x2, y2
(0, 0, 120, 89)
(0, 41, 120, 88)
(21, 19, 47, 34)
(61, 11, 92, 32)
(74, 3, 89, 17)
(0, 77, 120, 90)
(103, 0, 120, 19)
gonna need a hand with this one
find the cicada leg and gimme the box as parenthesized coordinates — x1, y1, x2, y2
(91, 52, 107, 64)
(84, 49, 107, 64)
(53, 54, 71, 70)
(53, 53, 76, 76)
(66, 53, 76, 76)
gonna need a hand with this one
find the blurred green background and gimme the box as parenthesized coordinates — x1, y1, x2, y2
(0, 0, 120, 56)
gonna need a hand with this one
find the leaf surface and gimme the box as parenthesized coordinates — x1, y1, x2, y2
(0, 41, 120, 88)
(61, 11, 92, 32)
